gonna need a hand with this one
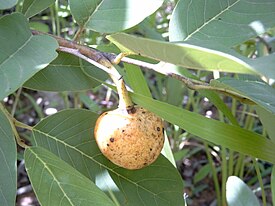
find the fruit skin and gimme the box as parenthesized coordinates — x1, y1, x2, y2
(94, 105, 164, 170)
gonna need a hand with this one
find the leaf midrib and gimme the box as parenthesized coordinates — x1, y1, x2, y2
(28, 148, 74, 206)
(184, 0, 240, 41)
(32, 128, 172, 205)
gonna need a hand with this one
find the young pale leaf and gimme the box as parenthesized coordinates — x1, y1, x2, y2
(0, 13, 58, 100)
(31, 109, 184, 206)
(0, 108, 17, 206)
(0, 0, 17, 9)
(226, 176, 260, 206)
(24, 146, 116, 206)
(211, 78, 275, 114)
(130, 92, 275, 165)
(107, 33, 257, 75)
(24, 53, 108, 91)
(169, 0, 275, 46)
(22, 0, 55, 18)
(69, 0, 164, 33)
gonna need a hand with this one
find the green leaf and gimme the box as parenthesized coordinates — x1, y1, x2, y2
(0, 13, 58, 100)
(212, 77, 275, 113)
(256, 106, 275, 142)
(22, 0, 55, 18)
(130, 92, 275, 164)
(24, 53, 107, 91)
(125, 63, 151, 97)
(250, 53, 275, 79)
(31, 109, 184, 206)
(169, 0, 275, 46)
(24, 146, 116, 206)
(194, 164, 211, 184)
(0, 107, 17, 206)
(107, 33, 257, 75)
(226, 176, 260, 206)
(0, 0, 17, 9)
(69, 0, 164, 33)
(124, 63, 177, 166)
(271, 166, 275, 204)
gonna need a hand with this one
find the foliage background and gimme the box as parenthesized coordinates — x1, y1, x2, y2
(1, 0, 275, 205)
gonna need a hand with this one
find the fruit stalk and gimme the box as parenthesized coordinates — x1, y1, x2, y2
(100, 57, 134, 110)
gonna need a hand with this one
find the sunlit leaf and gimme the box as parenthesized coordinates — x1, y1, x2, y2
(226, 176, 260, 206)
(0, 108, 17, 206)
(107, 33, 257, 75)
(169, 0, 275, 46)
(0, 13, 58, 100)
(31, 109, 184, 206)
(69, 0, 164, 33)
(24, 146, 116, 206)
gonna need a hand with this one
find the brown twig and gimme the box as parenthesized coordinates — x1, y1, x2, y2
(58, 46, 121, 80)
(31, 30, 254, 104)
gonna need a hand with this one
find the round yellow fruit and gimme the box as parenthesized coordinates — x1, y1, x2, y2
(94, 106, 164, 170)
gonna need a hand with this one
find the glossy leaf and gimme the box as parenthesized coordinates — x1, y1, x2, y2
(0, 0, 17, 9)
(130, 92, 275, 164)
(0, 107, 17, 206)
(69, 0, 164, 33)
(169, 0, 275, 46)
(212, 77, 275, 113)
(24, 53, 107, 91)
(31, 109, 184, 206)
(24, 146, 116, 206)
(22, 0, 55, 18)
(0, 13, 58, 100)
(226, 176, 260, 206)
(107, 33, 257, 75)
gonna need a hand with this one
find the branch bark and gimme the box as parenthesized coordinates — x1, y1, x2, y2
(31, 30, 254, 104)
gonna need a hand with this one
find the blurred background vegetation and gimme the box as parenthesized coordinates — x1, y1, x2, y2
(2, 0, 275, 205)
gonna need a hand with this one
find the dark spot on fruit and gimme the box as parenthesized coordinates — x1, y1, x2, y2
(127, 106, 136, 114)
(107, 143, 110, 147)
(157, 127, 160, 131)
(110, 137, 114, 142)
(142, 111, 146, 114)
(143, 162, 147, 165)
(122, 129, 125, 132)
(138, 118, 142, 121)
(150, 148, 152, 151)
